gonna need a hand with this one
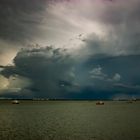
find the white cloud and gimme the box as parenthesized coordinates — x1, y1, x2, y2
(112, 73, 121, 81)
(89, 66, 107, 80)
(89, 66, 121, 82)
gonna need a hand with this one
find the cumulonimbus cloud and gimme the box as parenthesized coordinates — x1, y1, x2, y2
(1, 45, 140, 99)
(0, 0, 140, 99)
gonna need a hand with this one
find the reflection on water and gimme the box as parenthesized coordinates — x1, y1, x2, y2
(0, 101, 140, 140)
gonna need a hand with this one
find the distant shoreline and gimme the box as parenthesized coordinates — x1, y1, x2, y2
(0, 99, 140, 101)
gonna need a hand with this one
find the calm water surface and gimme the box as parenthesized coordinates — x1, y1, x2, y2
(0, 101, 140, 140)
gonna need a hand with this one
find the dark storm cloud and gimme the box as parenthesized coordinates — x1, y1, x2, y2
(0, 0, 48, 42)
(1, 47, 140, 98)
(58, 53, 140, 99)
(1, 45, 77, 98)
(85, 54, 140, 84)
(1, 49, 140, 98)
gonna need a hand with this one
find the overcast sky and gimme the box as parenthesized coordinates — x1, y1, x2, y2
(0, 0, 140, 99)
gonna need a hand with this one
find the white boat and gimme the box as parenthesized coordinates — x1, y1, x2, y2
(12, 100, 19, 104)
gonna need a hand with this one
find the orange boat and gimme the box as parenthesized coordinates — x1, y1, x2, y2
(96, 101, 104, 105)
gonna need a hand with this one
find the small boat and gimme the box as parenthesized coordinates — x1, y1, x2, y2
(96, 101, 104, 105)
(12, 100, 19, 104)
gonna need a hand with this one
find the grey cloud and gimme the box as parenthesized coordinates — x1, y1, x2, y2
(82, 29, 140, 57)
(1, 0, 140, 55)
(0, 0, 50, 66)
(75, 0, 140, 56)
(0, 0, 48, 42)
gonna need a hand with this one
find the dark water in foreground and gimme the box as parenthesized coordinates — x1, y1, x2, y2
(0, 101, 140, 140)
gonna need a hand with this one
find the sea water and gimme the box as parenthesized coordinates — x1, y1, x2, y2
(0, 101, 140, 140)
